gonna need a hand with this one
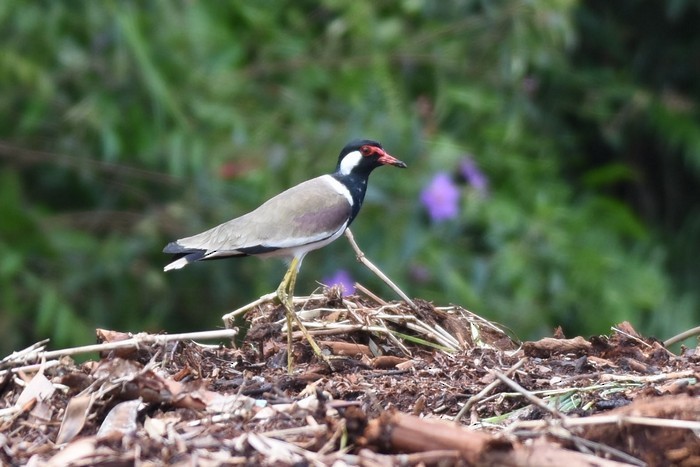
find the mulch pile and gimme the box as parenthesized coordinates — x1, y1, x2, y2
(1, 288, 699, 466)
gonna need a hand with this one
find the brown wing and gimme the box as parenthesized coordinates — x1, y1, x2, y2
(169, 176, 351, 257)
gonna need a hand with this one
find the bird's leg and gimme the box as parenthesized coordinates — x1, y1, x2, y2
(284, 311, 294, 372)
(275, 257, 326, 373)
(276, 258, 298, 372)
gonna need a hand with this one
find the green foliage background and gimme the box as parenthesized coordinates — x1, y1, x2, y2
(1, 1, 699, 354)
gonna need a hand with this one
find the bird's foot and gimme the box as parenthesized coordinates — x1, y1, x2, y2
(275, 264, 335, 372)
(276, 295, 334, 373)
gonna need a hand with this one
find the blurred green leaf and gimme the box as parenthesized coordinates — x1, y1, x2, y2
(0, 0, 698, 356)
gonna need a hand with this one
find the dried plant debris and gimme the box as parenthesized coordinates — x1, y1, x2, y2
(1, 290, 699, 466)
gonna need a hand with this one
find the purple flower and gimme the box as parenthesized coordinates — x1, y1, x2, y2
(459, 157, 488, 196)
(322, 269, 356, 295)
(420, 172, 460, 222)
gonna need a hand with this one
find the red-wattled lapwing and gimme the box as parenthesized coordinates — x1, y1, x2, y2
(163, 139, 406, 370)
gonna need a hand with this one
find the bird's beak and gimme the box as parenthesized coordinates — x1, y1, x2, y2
(377, 149, 407, 168)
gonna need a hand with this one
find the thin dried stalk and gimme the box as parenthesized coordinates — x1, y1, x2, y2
(0, 339, 50, 366)
(344, 229, 418, 311)
(454, 358, 526, 424)
(664, 324, 700, 347)
(509, 413, 700, 432)
(494, 370, 566, 420)
(611, 326, 652, 348)
(18, 329, 238, 364)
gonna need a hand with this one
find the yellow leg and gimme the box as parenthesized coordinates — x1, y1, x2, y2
(276, 256, 326, 373)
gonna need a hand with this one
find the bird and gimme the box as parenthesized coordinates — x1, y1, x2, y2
(163, 139, 406, 371)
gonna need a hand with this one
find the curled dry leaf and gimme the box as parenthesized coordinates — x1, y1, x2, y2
(56, 394, 93, 444)
(97, 399, 142, 439)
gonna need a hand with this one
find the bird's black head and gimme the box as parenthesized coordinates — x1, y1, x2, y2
(335, 139, 407, 177)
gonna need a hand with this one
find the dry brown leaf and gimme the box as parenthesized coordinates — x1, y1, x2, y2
(16, 370, 55, 421)
(45, 437, 97, 467)
(56, 394, 93, 444)
(97, 398, 142, 439)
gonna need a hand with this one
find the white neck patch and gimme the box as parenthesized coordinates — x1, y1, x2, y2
(321, 175, 353, 204)
(338, 150, 363, 176)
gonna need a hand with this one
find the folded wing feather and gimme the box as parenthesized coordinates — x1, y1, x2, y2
(163, 176, 352, 270)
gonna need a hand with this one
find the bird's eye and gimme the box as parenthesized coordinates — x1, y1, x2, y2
(360, 145, 372, 156)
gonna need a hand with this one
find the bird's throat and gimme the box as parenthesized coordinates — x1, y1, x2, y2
(331, 173, 368, 226)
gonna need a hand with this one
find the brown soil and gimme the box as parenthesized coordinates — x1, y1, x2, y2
(1, 289, 699, 466)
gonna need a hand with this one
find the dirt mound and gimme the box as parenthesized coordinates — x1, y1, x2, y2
(1, 290, 698, 466)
